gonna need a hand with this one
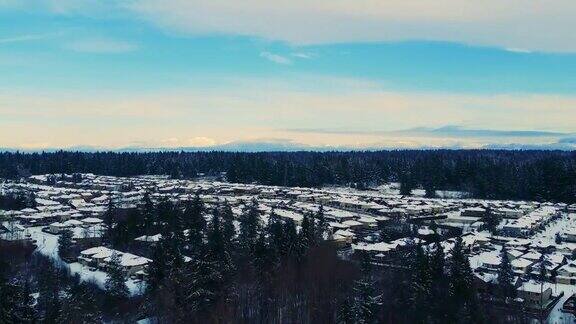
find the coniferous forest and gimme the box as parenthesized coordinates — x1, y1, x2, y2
(0, 150, 574, 203)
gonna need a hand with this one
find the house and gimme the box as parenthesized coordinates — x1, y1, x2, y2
(510, 258, 533, 274)
(507, 249, 525, 260)
(556, 261, 576, 284)
(47, 219, 83, 234)
(462, 207, 486, 218)
(563, 229, 576, 243)
(332, 229, 355, 245)
(0, 223, 30, 242)
(481, 254, 501, 272)
(79, 246, 152, 276)
(516, 280, 553, 309)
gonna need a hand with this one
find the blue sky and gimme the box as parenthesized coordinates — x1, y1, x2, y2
(1, 1, 575, 150)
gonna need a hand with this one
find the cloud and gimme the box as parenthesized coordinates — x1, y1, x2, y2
(505, 48, 533, 54)
(260, 51, 291, 64)
(5, 1, 576, 52)
(126, 0, 576, 52)
(65, 38, 138, 53)
(0, 33, 56, 44)
(291, 52, 314, 59)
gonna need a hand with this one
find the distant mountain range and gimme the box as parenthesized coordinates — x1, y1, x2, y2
(2, 138, 575, 153)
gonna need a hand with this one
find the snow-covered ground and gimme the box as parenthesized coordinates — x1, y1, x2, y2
(28, 226, 146, 296)
(532, 214, 576, 246)
(546, 282, 576, 324)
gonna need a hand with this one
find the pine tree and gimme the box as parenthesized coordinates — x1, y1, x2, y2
(253, 231, 274, 280)
(37, 260, 63, 323)
(483, 207, 500, 235)
(184, 194, 206, 256)
(410, 244, 432, 322)
(220, 201, 236, 248)
(141, 191, 156, 235)
(265, 209, 283, 263)
(449, 237, 481, 323)
(148, 231, 185, 291)
(238, 199, 262, 253)
(103, 198, 116, 242)
(337, 296, 355, 324)
(207, 208, 234, 281)
(315, 205, 329, 241)
(58, 229, 74, 260)
(497, 245, 516, 299)
(0, 261, 37, 324)
(58, 278, 102, 323)
(282, 219, 299, 260)
(105, 252, 129, 300)
(351, 251, 380, 324)
(399, 171, 415, 196)
(299, 212, 316, 251)
(186, 252, 223, 316)
(430, 242, 449, 322)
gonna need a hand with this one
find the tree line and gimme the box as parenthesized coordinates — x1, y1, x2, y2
(1, 150, 574, 203)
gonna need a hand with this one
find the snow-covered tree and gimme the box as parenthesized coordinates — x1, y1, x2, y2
(497, 245, 516, 299)
(58, 229, 74, 260)
(238, 199, 262, 252)
(105, 252, 129, 300)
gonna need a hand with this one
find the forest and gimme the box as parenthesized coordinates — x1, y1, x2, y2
(1, 150, 574, 203)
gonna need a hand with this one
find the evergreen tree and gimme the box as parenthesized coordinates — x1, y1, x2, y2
(186, 252, 223, 316)
(58, 229, 74, 260)
(399, 171, 415, 196)
(141, 191, 156, 235)
(282, 219, 299, 260)
(207, 208, 234, 281)
(58, 278, 102, 323)
(497, 245, 516, 299)
(148, 231, 185, 291)
(220, 201, 236, 248)
(351, 251, 380, 324)
(0, 263, 36, 324)
(265, 209, 284, 263)
(184, 194, 206, 256)
(448, 237, 481, 323)
(429, 242, 449, 322)
(315, 205, 329, 241)
(253, 231, 275, 281)
(336, 296, 355, 324)
(299, 212, 316, 251)
(103, 198, 116, 242)
(409, 244, 432, 323)
(105, 252, 129, 300)
(238, 199, 262, 253)
(37, 260, 63, 323)
(483, 207, 500, 234)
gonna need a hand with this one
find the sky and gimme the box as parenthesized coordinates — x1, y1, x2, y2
(1, 0, 576, 150)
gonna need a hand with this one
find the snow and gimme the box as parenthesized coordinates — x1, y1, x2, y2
(28, 226, 145, 296)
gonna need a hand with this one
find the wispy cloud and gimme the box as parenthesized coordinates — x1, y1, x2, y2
(260, 51, 292, 64)
(128, 0, 576, 52)
(65, 38, 139, 53)
(291, 52, 314, 59)
(505, 48, 533, 54)
(0, 33, 56, 44)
